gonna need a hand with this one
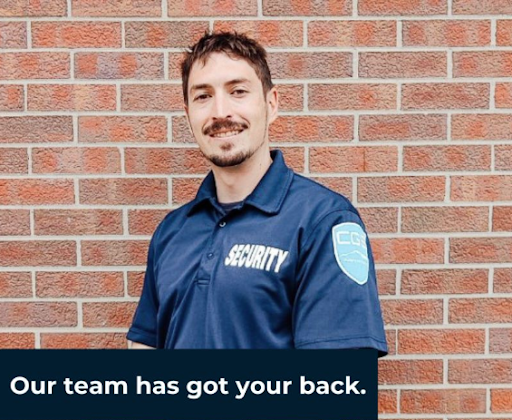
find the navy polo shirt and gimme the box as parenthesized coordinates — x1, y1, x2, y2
(127, 150, 387, 355)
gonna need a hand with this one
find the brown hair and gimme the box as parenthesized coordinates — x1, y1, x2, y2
(181, 31, 274, 104)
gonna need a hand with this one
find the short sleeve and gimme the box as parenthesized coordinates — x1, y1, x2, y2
(293, 210, 388, 357)
(127, 233, 159, 348)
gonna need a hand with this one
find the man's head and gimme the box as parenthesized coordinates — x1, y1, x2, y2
(181, 32, 278, 168)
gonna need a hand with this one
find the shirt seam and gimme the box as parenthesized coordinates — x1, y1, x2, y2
(295, 335, 388, 347)
(301, 208, 360, 248)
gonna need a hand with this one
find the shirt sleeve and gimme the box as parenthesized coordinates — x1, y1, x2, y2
(126, 232, 159, 348)
(293, 209, 388, 357)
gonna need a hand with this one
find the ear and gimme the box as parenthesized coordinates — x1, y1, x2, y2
(266, 87, 279, 125)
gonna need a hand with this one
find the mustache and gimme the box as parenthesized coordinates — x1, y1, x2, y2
(203, 120, 248, 136)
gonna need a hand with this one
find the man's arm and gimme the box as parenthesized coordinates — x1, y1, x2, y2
(128, 340, 155, 349)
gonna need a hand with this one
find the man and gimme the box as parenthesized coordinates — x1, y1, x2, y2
(127, 31, 387, 356)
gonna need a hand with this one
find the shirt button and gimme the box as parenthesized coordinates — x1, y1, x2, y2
(207, 253, 214, 259)
(219, 221, 226, 227)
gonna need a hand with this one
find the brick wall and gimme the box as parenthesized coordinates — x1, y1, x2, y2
(0, 0, 511, 418)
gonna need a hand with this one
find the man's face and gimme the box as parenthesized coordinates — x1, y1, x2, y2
(185, 52, 278, 168)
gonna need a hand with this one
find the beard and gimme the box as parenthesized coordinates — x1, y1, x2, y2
(200, 112, 268, 168)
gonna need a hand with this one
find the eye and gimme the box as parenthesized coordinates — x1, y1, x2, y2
(232, 89, 247, 96)
(193, 93, 210, 102)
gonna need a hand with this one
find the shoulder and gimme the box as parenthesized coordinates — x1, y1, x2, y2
(150, 200, 196, 246)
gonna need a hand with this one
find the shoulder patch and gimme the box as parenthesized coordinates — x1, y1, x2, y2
(331, 222, 369, 285)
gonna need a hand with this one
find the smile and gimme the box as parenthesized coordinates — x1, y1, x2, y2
(210, 129, 244, 138)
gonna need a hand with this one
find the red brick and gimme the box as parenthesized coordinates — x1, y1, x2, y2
(378, 389, 397, 414)
(309, 20, 396, 47)
(0, 85, 23, 111)
(34, 209, 122, 235)
(264, 0, 350, 16)
(0, 179, 74, 205)
(359, 0, 447, 15)
(494, 268, 512, 293)
(495, 145, 512, 170)
(497, 20, 512, 46)
(0, 272, 32, 297)
(309, 83, 396, 111)
(402, 83, 489, 110)
(372, 238, 444, 264)
(311, 177, 352, 201)
(72, 0, 160, 16)
(379, 359, 443, 384)
(172, 0, 250, 15)
(403, 145, 490, 171)
(358, 176, 446, 203)
(172, 178, 202, 205)
(0, 52, 69, 79)
(0, 0, 66, 16)
(127, 271, 144, 297)
(80, 178, 168, 205)
(275, 84, 303, 111)
(493, 206, 512, 231)
(28, 84, 116, 111)
(398, 329, 485, 354)
(359, 114, 446, 141)
(0, 148, 27, 174)
(269, 52, 352, 79)
(359, 207, 398, 234)
(401, 269, 488, 295)
(381, 299, 443, 325)
(452, 114, 512, 140)
(215, 20, 303, 47)
(449, 359, 512, 384)
(41, 333, 127, 349)
(403, 20, 490, 46)
(125, 147, 208, 175)
(270, 116, 353, 142)
(0, 333, 34, 349)
(496, 83, 512, 107)
(0, 22, 26, 48)
(0, 302, 76, 327)
(171, 116, 193, 143)
(0, 210, 30, 235)
(450, 298, 512, 323)
(32, 22, 120, 48)
(75, 52, 163, 79)
(32, 147, 121, 174)
(36, 271, 123, 297)
(453, 0, 512, 14)
(79, 116, 167, 143)
(401, 389, 486, 414)
(168, 52, 186, 80)
(129, 209, 169, 236)
(310, 146, 397, 173)
(451, 176, 512, 201)
(121, 84, 182, 112)
(359, 52, 446, 78)
(280, 147, 304, 173)
(125, 21, 208, 48)
(402, 206, 489, 233)
(451, 237, 512, 263)
(490, 328, 512, 353)
(81, 240, 149, 266)
(83, 302, 137, 327)
(376, 269, 396, 295)
(385, 329, 397, 354)
(0, 240, 76, 266)
(492, 389, 512, 413)
(0, 116, 72, 143)
(454, 52, 512, 77)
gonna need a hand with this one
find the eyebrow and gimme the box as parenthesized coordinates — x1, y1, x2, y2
(190, 78, 252, 93)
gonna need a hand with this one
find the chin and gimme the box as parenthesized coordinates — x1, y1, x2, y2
(208, 151, 249, 168)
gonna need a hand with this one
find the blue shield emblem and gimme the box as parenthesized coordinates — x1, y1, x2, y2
(332, 222, 369, 285)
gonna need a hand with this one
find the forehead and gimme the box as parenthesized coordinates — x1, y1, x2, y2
(188, 52, 261, 90)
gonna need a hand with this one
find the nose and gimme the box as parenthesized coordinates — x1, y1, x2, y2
(211, 92, 232, 120)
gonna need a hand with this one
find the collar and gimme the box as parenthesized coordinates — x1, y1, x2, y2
(187, 149, 294, 216)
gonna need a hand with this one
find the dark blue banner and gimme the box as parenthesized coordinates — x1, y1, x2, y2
(0, 349, 378, 420)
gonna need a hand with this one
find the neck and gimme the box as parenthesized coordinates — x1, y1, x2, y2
(212, 146, 272, 204)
